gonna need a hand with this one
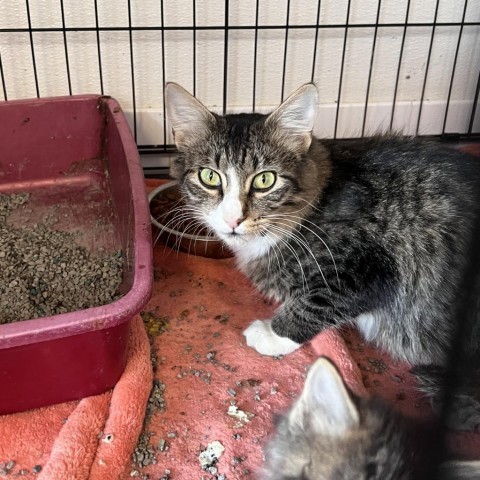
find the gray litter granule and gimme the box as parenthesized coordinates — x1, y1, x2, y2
(0, 193, 123, 324)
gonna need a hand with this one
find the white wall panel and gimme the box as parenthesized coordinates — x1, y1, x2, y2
(0, 0, 478, 143)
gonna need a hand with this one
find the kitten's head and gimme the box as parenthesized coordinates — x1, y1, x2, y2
(164, 83, 330, 257)
(263, 358, 412, 480)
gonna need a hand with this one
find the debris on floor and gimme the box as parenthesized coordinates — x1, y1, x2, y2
(227, 405, 254, 424)
(199, 440, 226, 472)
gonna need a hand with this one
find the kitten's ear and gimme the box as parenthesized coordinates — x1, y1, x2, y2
(266, 83, 318, 152)
(288, 357, 359, 436)
(165, 82, 215, 149)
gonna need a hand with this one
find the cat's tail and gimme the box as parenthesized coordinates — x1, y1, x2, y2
(412, 358, 480, 432)
(439, 460, 480, 479)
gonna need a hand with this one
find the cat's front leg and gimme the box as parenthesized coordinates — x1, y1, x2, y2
(243, 319, 301, 356)
(243, 291, 339, 356)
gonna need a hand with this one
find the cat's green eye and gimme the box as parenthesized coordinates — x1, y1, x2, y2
(253, 171, 276, 190)
(199, 168, 221, 188)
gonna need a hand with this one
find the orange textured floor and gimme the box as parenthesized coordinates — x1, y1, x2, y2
(133, 242, 317, 479)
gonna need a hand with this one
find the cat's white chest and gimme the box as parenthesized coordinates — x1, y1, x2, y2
(355, 313, 379, 341)
(231, 236, 275, 271)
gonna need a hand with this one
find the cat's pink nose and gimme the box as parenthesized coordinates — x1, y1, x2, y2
(226, 217, 244, 229)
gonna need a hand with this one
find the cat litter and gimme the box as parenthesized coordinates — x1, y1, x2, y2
(131, 379, 167, 472)
(0, 193, 123, 324)
(132, 433, 157, 468)
(146, 380, 167, 418)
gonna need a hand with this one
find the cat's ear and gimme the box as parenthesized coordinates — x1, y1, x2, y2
(165, 82, 215, 149)
(288, 357, 359, 436)
(265, 83, 318, 152)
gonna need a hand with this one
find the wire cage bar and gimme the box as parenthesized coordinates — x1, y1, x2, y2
(0, 0, 479, 175)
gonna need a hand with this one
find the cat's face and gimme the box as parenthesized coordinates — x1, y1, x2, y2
(263, 358, 411, 480)
(164, 83, 330, 259)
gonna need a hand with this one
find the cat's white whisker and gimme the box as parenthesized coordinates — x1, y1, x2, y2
(158, 205, 207, 256)
(297, 196, 325, 214)
(268, 214, 340, 289)
(153, 209, 188, 248)
(274, 213, 335, 244)
(267, 226, 310, 295)
(269, 223, 331, 293)
(261, 231, 284, 290)
(275, 203, 312, 217)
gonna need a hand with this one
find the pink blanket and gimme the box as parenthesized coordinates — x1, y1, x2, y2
(0, 315, 152, 479)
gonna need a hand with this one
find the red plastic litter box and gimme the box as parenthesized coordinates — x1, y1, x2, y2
(0, 95, 153, 414)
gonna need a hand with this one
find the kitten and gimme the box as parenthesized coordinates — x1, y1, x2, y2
(164, 82, 480, 431)
(263, 357, 480, 480)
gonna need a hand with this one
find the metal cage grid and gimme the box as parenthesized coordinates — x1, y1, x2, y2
(0, 0, 479, 170)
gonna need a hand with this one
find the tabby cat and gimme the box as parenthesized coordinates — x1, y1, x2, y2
(164, 82, 480, 431)
(263, 357, 480, 480)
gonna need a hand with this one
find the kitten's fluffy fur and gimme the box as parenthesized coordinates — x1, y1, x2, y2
(165, 83, 480, 431)
(264, 357, 480, 480)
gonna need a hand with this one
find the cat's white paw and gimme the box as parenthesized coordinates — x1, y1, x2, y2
(243, 320, 301, 356)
